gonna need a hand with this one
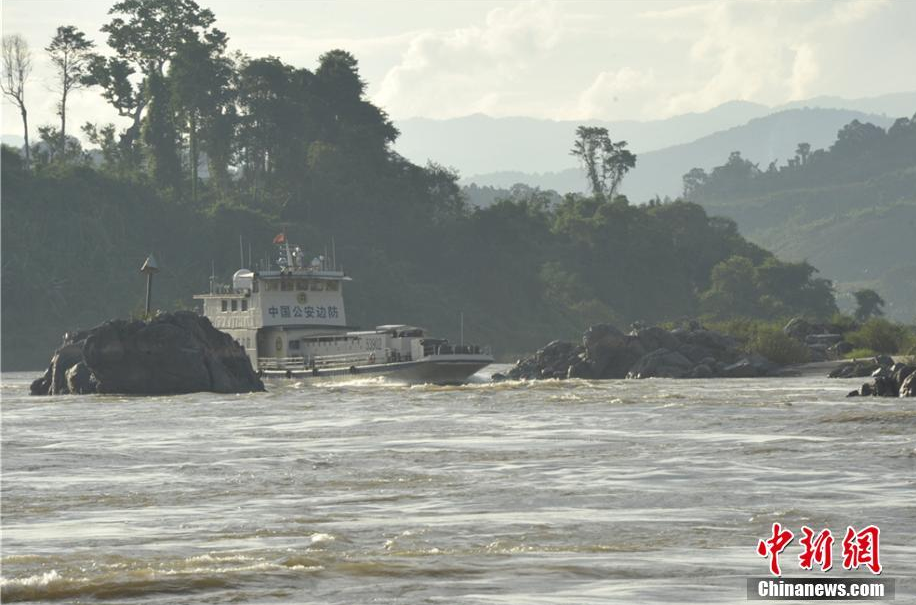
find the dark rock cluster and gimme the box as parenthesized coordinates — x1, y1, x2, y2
(30, 311, 265, 395)
(498, 323, 781, 381)
(782, 317, 852, 360)
(841, 356, 915, 398)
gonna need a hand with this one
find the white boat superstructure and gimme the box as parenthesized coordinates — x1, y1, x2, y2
(194, 238, 493, 384)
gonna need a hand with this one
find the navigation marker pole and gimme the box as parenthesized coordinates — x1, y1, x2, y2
(140, 254, 160, 316)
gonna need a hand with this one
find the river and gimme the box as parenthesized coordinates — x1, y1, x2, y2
(2, 369, 914, 603)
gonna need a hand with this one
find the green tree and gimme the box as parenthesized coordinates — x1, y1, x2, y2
(168, 34, 232, 203)
(700, 256, 760, 318)
(46, 26, 95, 154)
(853, 288, 885, 322)
(31, 125, 86, 166)
(82, 122, 125, 172)
(570, 126, 636, 199)
(314, 49, 397, 165)
(847, 318, 908, 354)
(235, 56, 293, 205)
(83, 55, 144, 166)
(142, 69, 181, 193)
(795, 142, 811, 166)
(85, 0, 224, 166)
(682, 167, 707, 199)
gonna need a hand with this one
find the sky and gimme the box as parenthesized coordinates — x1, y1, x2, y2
(2, 0, 915, 143)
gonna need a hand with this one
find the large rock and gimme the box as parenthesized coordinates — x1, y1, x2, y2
(901, 372, 916, 397)
(829, 359, 881, 378)
(626, 348, 693, 379)
(805, 333, 843, 347)
(722, 354, 776, 378)
(846, 363, 916, 398)
(783, 317, 811, 340)
(65, 362, 96, 394)
(504, 322, 781, 382)
(680, 328, 739, 354)
(30, 312, 264, 395)
(631, 326, 680, 353)
(508, 339, 583, 380)
(583, 324, 644, 378)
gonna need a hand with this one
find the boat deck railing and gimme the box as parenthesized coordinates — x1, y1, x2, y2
(259, 344, 492, 371)
(259, 349, 395, 371)
(423, 344, 492, 357)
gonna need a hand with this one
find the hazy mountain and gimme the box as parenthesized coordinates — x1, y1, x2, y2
(393, 92, 916, 181)
(778, 91, 916, 118)
(393, 100, 771, 176)
(464, 108, 897, 202)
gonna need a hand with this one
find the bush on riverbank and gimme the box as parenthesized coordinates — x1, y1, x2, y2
(845, 347, 878, 359)
(746, 326, 810, 365)
(847, 318, 914, 355)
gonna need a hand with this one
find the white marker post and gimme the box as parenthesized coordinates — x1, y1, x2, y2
(140, 254, 160, 316)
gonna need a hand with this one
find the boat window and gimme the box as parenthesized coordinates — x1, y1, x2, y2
(241, 300, 248, 311)
(281, 279, 294, 291)
(310, 281, 325, 291)
(221, 300, 228, 312)
(289, 340, 301, 350)
(325, 281, 339, 291)
(231, 300, 238, 311)
(265, 281, 278, 292)
(296, 279, 309, 291)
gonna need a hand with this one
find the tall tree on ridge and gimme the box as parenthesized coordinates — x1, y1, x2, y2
(84, 0, 224, 169)
(570, 126, 636, 199)
(1, 34, 33, 167)
(46, 26, 95, 155)
(169, 33, 232, 203)
(142, 69, 181, 193)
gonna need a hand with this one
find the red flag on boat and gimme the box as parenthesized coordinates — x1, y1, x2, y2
(273, 233, 285, 244)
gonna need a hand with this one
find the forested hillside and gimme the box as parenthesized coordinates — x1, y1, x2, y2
(685, 116, 916, 320)
(1, 0, 839, 369)
(460, 108, 896, 202)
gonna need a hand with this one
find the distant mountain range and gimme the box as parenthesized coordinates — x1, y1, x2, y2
(392, 92, 916, 202)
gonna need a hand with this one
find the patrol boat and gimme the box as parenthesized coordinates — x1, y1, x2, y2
(194, 238, 493, 384)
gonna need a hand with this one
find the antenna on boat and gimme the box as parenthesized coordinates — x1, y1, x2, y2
(460, 311, 464, 345)
(239, 235, 244, 269)
(331, 236, 337, 270)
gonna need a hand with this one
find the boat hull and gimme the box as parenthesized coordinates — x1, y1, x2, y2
(260, 354, 494, 386)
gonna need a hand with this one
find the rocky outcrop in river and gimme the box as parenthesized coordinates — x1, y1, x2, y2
(499, 323, 781, 381)
(840, 356, 916, 398)
(30, 312, 265, 395)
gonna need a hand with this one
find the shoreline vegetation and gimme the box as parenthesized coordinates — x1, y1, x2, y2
(2, 0, 914, 373)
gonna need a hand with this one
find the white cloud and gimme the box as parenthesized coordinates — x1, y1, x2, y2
(577, 68, 656, 119)
(374, 0, 568, 118)
(831, 0, 889, 25)
(789, 43, 819, 101)
(653, 0, 891, 117)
